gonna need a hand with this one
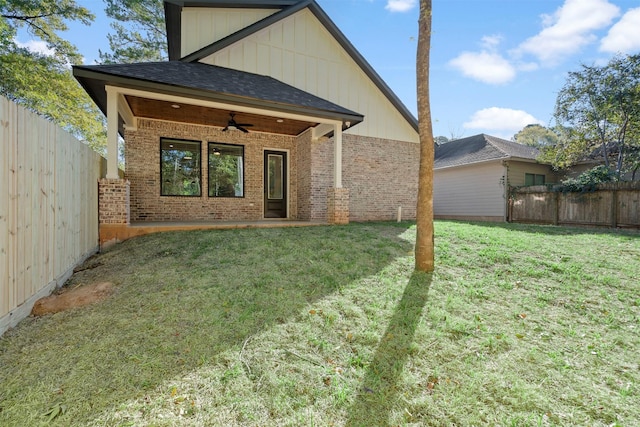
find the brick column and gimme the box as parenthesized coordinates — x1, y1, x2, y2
(98, 178, 130, 225)
(327, 187, 349, 224)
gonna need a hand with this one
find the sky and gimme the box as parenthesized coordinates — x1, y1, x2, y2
(16, 0, 640, 140)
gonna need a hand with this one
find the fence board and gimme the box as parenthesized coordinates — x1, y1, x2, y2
(1, 96, 103, 335)
(618, 189, 640, 227)
(0, 98, 11, 316)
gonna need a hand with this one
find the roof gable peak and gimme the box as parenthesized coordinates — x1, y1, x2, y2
(164, 0, 418, 132)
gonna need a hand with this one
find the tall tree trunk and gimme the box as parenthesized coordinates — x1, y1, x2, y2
(415, 0, 435, 272)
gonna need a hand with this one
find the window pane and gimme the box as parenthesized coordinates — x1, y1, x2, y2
(209, 143, 244, 197)
(268, 154, 283, 200)
(525, 173, 534, 186)
(534, 174, 546, 185)
(160, 139, 201, 196)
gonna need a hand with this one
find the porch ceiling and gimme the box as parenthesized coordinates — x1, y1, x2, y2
(126, 95, 317, 136)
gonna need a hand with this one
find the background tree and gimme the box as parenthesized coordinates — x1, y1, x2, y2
(415, 0, 435, 272)
(548, 54, 640, 178)
(99, 0, 166, 64)
(0, 0, 106, 152)
(513, 124, 558, 148)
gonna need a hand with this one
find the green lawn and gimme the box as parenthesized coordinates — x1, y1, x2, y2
(0, 221, 638, 426)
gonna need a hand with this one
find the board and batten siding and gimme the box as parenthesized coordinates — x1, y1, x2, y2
(434, 161, 507, 220)
(181, 7, 418, 144)
(1, 96, 104, 336)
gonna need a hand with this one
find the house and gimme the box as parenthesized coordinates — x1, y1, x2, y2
(73, 0, 420, 245)
(433, 134, 560, 222)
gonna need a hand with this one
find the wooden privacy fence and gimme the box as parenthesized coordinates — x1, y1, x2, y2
(509, 182, 640, 228)
(1, 96, 105, 335)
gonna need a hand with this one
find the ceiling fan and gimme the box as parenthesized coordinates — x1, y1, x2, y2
(223, 112, 253, 133)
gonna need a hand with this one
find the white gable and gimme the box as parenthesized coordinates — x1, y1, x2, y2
(181, 8, 277, 55)
(180, 8, 418, 143)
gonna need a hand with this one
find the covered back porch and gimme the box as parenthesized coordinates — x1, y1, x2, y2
(73, 62, 363, 247)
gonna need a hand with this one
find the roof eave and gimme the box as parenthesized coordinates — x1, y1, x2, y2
(434, 155, 546, 171)
(73, 66, 364, 126)
(434, 157, 505, 171)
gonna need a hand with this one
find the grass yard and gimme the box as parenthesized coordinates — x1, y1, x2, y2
(0, 221, 638, 426)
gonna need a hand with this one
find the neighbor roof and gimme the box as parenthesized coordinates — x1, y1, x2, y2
(163, 0, 419, 133)
(73, 61, 364, 124)
(434, 134, 540, 169)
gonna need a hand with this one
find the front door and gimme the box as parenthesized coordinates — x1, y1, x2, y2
(264, 150, 287, 218)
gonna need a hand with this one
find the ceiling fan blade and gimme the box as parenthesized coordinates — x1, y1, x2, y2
(222, 113, 252, 133)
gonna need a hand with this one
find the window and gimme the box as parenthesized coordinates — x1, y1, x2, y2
(209, 143, 244, 197)
(160, 139, 201, 196)
(525, 173, 545, 186)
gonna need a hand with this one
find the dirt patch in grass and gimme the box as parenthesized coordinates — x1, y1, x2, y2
(31, 281, 115, 316)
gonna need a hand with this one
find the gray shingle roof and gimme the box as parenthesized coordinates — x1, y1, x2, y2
(434, 134, 540, 169)
(73, 61, 363, 123)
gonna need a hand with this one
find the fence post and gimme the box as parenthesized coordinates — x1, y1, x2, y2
(610, 186, 617, 228)
(553, 191, 559, 226)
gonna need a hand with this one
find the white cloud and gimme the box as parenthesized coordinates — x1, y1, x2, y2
(516, 0, 620, 65)
(15, 39, 55, 56)
(385, 0, 416, 13)
(464, 108, 543, 134)
(449, 51, 516, 85)
(481, 35, 503, 50)
(600, 8, 640, 53)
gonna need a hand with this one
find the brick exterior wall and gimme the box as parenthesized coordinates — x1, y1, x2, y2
(296, 130, 312, 220)
(98, 179, 130, 224)
(123, 118, 419, 223)
(343, 134, 419, 221)
(327, 187, 349, 224)
(309, 136, 333, 220)
(308, 134, 420, 222)
(125, 119, 299, 222)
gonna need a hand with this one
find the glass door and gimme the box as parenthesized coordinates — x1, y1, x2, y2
(264, 150, 287, 218)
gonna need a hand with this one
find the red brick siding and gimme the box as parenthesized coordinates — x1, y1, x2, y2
(309, 134, 419, 221)
(343, 134, 419, 221)
(327, 188, 349, 224)
(98, 179, 130, 224)
(125, 119, 298, 222)
(309, 137, 333, 220)
(296, 130, 312, 220)
(123, 119, 419, 222)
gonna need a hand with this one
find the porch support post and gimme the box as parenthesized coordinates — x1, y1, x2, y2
(106, 86, 120, 179)
(334, 122, 342, 188)
(327, 122, 349, 224)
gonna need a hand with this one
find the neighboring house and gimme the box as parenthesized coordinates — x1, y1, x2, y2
(73, 0, 419, 244)
(434, 134, 560, 222)
(567, 143, 640, 181)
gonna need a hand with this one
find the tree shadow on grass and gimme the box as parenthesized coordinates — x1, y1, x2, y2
(0, 223, 415, 425)
(346, 270, 432, 427)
